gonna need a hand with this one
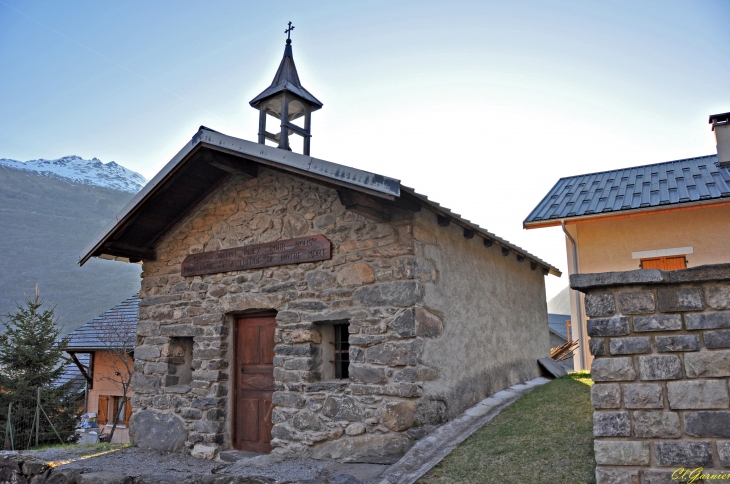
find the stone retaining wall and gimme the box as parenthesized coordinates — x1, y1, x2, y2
(571, 264, 730, 484)
(0, 451, 271, 483)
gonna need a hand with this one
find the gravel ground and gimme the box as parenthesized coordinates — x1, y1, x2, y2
(21, 445, 389, 483)
(26, 445, 222, 477)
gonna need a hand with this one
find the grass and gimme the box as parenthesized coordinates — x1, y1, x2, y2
(419, 372, 596, 484)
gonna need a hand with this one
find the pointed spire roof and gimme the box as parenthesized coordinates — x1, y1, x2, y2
(250, 40, 323, 110)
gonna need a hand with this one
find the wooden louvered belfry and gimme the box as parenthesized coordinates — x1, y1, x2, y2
(249, 22, 323, 155)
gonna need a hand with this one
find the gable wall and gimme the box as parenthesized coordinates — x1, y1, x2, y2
(129, 166, 551, 461)
(131, 167, 422, 460)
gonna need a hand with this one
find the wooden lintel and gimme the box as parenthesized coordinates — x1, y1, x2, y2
(516, 255, 525, 262)
(501, 247, 510, 256)
(437, 215, 450, 226)
(483, 238, 494, 247)
(103, 242, 157, 261)
(530, 261, 538, 271)
(337, 189, 392, 223)
(463, 229, 475, 239)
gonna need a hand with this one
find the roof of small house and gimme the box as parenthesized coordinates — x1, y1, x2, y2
(548, 313, 571, 341)
(64, 295, 139, 352)
(79, 127, 561, 276)
(55, 353, 89, 393)
(524, 155, 730, 227)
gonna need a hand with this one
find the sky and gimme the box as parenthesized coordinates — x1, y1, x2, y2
(1, 0, 729, 300)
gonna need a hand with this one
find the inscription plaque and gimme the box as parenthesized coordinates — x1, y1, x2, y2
(181, 235, 331, 277)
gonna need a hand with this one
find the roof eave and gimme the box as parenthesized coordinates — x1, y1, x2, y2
(401, 187, 562, 277)
(63, 346, 129, 352)
(79, 128, 401, 265)
(78, 136, 200, 266)
(250, 85, 324, 110)
(524, 196, 730, 230)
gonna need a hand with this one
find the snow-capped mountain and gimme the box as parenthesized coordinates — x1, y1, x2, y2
(0, 155, 147, 193)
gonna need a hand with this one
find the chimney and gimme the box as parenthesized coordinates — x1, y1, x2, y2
(709, 112, 730, 167)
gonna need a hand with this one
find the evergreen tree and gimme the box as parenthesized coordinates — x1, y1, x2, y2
(0, 288, 80, 449)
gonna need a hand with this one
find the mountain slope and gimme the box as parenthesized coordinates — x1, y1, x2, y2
(0, 164, 143, 335)
(0, 156, 147, 193)
(547, 286, 571, 315)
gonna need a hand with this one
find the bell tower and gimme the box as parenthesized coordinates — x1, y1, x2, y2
(250, 22, 323, 155)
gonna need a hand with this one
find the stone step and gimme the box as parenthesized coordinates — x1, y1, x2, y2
(218, 450, 265, 463)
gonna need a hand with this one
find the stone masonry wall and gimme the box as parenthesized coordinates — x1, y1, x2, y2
(571, 265, 730, 484)
(130, 167, 438, 462)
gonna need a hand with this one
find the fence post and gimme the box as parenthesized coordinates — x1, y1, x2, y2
(5, 403, 13, 451)
(35, 388, 40, 448)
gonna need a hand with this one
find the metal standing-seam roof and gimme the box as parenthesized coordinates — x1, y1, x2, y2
(64, 295, 139, 351)
(524, 155, 730, 227)
(548, 313, 571, 341)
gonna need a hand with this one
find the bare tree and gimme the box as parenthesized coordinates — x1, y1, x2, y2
(89, 310, 135, 443)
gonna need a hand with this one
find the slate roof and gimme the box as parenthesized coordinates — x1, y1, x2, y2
(55, 353, 89, 393)
(64, 295, 139, 351)
(525, 155, 730, 226)
(548, 313, 571, 341)
(250, 42, 323, 110)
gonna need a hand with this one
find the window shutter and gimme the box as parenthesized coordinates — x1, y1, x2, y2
(641, 256, 687, 270)
(124, 397, 132, 424)
(664, 255, 687, 270)
(97, 395, 108, 425)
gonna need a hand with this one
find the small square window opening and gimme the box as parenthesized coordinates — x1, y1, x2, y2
(333, 323, 350, 380)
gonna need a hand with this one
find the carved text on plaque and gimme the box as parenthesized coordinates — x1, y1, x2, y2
(181, 235, 331, 277)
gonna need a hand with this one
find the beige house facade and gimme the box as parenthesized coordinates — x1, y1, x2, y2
(526, 112, 730, 370)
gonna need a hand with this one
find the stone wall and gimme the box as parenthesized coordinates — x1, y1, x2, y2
(571, 265, 730, 483)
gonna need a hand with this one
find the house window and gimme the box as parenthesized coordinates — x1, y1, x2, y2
(640, 255, 687, 270)
(318, 322, 350, 380)
(97, 395, 131, 427)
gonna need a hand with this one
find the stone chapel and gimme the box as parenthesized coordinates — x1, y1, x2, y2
(79, 31, 560, 462)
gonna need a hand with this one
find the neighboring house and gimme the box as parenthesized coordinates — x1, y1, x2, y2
(63, 295, 138, 443)
(525, 112, 730, 369)
(78, 34, 560, 461)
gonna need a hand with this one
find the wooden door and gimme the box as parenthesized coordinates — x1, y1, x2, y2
(235, 316, 276, 453)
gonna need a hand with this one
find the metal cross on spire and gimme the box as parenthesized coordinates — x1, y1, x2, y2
(285, 21, 295, 42)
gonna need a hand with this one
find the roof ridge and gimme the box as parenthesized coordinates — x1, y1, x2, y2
(525, 153, 729, 225)
(551, 154, 717, 183)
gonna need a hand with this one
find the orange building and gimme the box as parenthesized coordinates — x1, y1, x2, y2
(64, 295, 138, 443)
(525, 112, 730, 370)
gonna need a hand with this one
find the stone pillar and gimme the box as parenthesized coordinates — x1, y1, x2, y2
(571, 264, 730, 484)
